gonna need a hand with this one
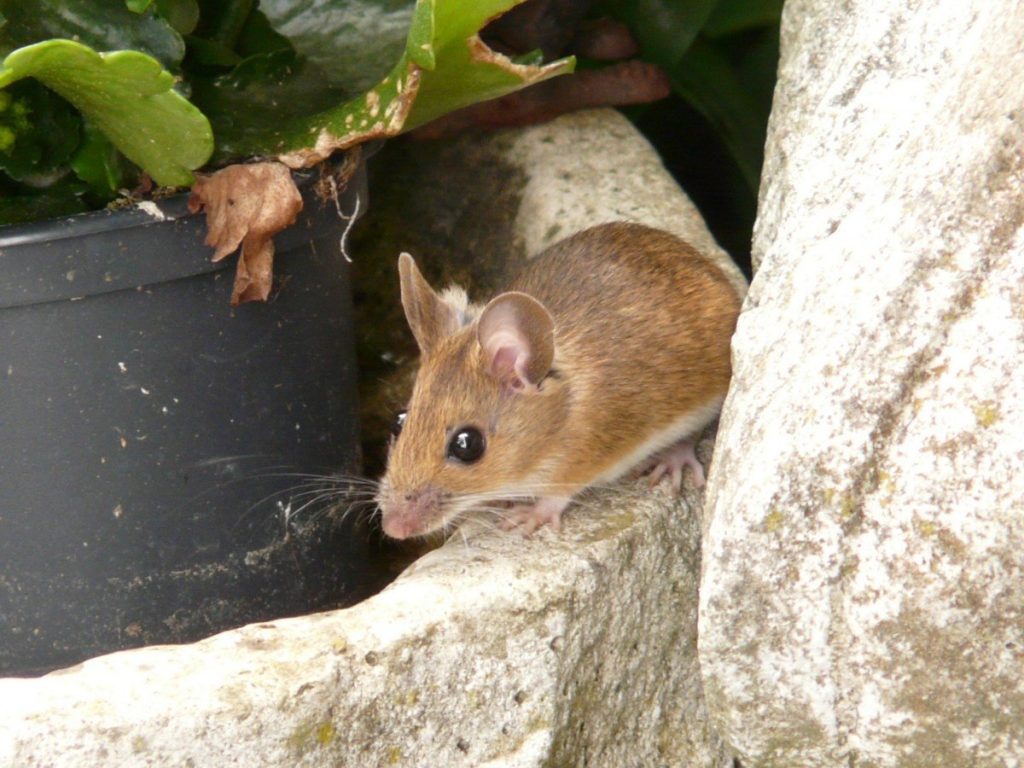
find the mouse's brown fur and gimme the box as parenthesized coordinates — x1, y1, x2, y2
(377, 222, 740, 539)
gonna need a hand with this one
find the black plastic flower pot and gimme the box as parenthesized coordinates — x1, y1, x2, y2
(0, 165, 378, 676)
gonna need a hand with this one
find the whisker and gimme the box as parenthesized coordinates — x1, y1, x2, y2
(288, 489, 363, 523)
(220, 470, 380, 532)
(190, 454, 279, 468)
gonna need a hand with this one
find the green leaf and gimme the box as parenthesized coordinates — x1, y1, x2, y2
(0, 79, 80, 182)
(703, 0, 784, 37)
(400, 0, 575, 131)
(0, 39, 213, 186)
(593, 0, 721, 69)
(235, 9, 293, 58)
(259, 0, 414, 94)
(184, 9, 290, 71)
(189, 50, 348, 161)
(194, 0, 255, 48)
(70, 120, 132, 195)
(512, 49, 545, 68)
(731, 25, 781, 122)
(667, 36, 768, 193)
(183, 34, 244, 68)
(198, 0, 574, 165)
(597, 0, 780, 194)
(156, 0, 201, 36)
(0, 0, 184, 70)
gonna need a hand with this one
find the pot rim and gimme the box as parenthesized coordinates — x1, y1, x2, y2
(0, 163, 365, 310)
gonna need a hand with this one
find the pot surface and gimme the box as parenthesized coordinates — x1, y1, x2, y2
(0, 167, 375, 675)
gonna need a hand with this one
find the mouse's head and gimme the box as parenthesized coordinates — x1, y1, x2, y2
(376, 253, 569, 539)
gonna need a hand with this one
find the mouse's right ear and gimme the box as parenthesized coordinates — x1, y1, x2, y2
(398, 253, 461, 354)
(477, 291, 554, 393)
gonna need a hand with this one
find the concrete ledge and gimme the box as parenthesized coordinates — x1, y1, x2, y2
(1, 487, 727, 766)
(0, 110, 743, 768)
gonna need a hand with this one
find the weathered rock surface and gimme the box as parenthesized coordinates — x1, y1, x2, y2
(0, 110, 741, 768)
(506, 110, 747, 300)
(0, 488, 726, 767)
(701, 1, 1024, 766)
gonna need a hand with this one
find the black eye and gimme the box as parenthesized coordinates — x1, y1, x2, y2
(391, 409, 408, 437)
(446, 427, 485, 463)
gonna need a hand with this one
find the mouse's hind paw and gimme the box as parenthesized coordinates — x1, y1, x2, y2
(646, 438, 705, 491)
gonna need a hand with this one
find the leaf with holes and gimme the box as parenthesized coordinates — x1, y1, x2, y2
(200, 0, 576, 168)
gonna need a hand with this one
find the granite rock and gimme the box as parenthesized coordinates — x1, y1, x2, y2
(700, 1, 1024, 765)
(0, 487, 729, 767)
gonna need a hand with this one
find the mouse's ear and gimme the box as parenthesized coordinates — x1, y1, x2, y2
(477, 291, 554, 393)
(398, 253, 462, 354)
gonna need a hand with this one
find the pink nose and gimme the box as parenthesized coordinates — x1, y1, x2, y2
(382, 511, 421, 540)
(380, 487, 441, 539)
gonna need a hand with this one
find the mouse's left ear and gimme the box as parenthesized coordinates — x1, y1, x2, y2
(398, 252, 464, 355)
(477, 291, 554, 393)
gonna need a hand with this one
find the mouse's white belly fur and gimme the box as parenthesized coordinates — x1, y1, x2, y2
(590, 395, 725, 487)
(493, 395, 725, 503)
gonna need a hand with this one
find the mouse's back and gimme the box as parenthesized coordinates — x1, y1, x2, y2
(508, 222, 739, 488)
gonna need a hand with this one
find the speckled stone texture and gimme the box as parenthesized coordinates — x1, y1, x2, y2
(0, 489, 726, 767)
(507, 111, 748, 301)
(0, 110, 741, 768)
(700, 1, 1024, 766)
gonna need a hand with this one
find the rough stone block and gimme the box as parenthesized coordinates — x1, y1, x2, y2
(700, 1, 1024, 765)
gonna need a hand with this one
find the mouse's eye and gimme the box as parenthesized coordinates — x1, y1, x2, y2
(446, 426, 485, 464)
(390, 409, 408, 437)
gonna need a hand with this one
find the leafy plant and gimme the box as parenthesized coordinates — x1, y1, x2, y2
(0, 0, 575, 225)
(595, 0, 783, 194)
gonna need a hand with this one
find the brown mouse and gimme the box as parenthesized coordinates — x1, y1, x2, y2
(375, 222, 741, 539)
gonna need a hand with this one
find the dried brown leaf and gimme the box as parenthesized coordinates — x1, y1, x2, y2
(231, 236, 275, 304)
(188, 162, 304, 305)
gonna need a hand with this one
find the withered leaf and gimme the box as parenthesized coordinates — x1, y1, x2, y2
(188, 162, 303, 305)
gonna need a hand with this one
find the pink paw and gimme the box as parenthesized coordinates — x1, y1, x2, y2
(500, 496, 571, 536)
(647, 439, 705, 491)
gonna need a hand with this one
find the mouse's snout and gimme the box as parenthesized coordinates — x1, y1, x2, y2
(377, 484, 446, 540)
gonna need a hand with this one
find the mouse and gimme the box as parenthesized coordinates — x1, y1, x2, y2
(375, 221, 741, 539)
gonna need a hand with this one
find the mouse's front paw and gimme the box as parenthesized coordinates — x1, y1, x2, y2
(501, 496, 571, 536)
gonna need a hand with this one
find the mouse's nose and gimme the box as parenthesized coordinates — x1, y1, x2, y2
(380, 486, 442, 539)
